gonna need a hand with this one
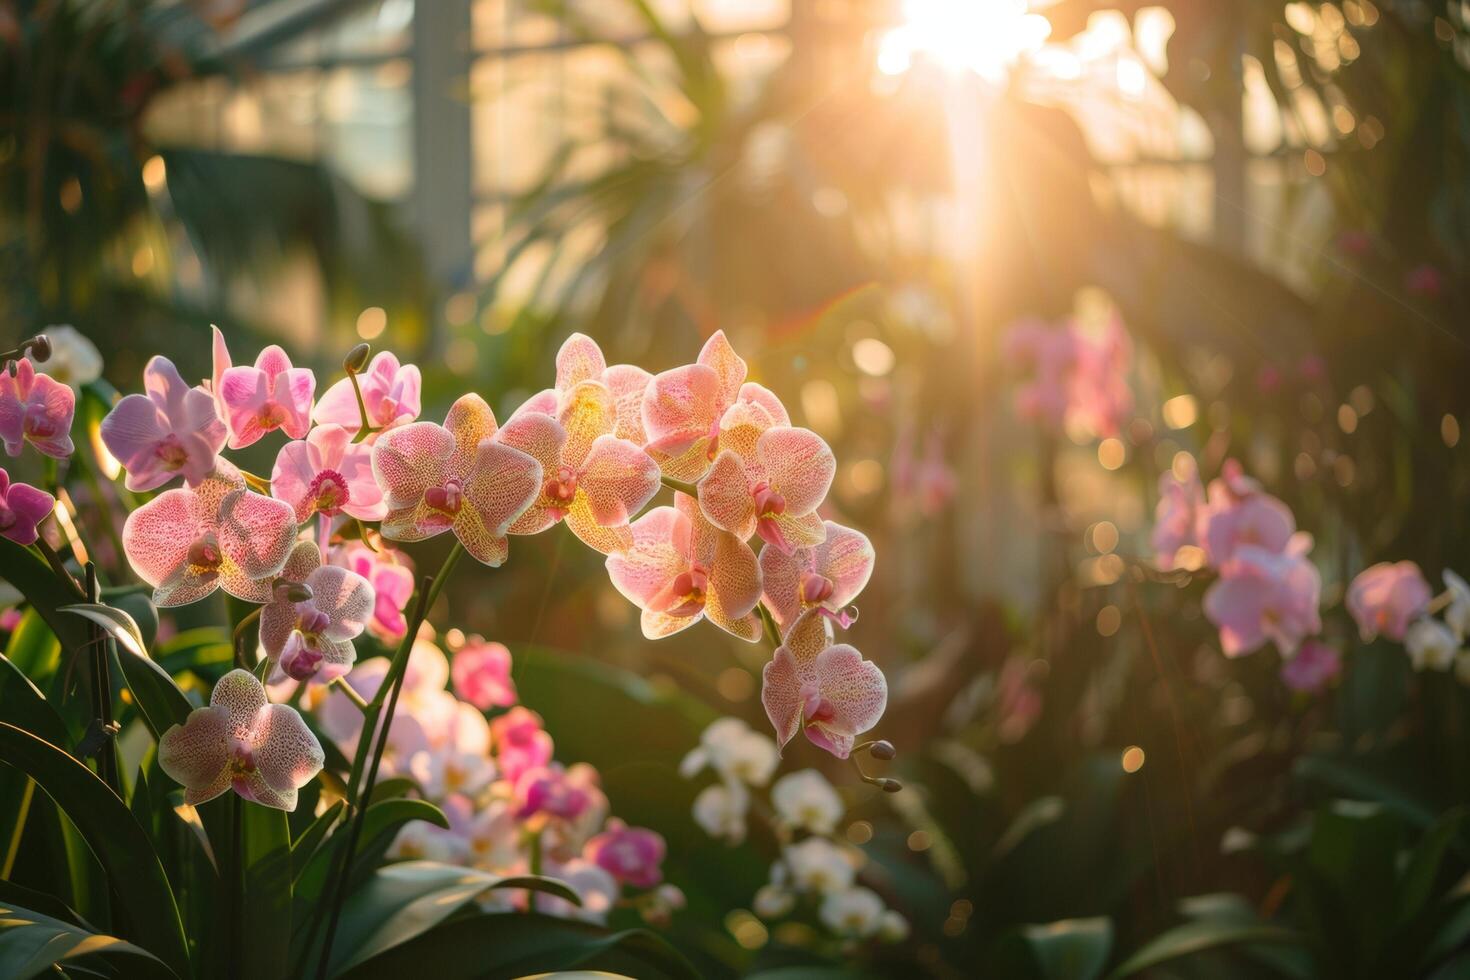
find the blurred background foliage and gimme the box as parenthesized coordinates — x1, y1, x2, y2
(6, 0, 1470, 976)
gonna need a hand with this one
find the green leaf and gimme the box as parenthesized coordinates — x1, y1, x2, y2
(0, 901, 176, 979)
(60, 602, 148, 658)
(293, 798, 449, 909)
(292, 800, 345, 872)
(0, 723, 189, 976)
(1022, 917, 1113, 980)
(337, 907, 697, 980)
(4, 608, 61, 679)
(1108, 922, 1309, 979)
(111, 640, 192, 741)
(1400, 808, 1470, 926)
(242, 804, 292, 979)
(0, 539, 89, 656)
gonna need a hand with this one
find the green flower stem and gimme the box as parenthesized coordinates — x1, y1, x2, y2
(329, 676, 368, 713)
(84, 564, 120, 796)
(33, 534, 84, 598)
(232, 606, 264, 670)
(659, 474, 698, 497)
(757, 601, 782, 649)
(346, 369, 379, 444)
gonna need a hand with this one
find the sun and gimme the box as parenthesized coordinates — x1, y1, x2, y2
(877, 0, 1054, 82)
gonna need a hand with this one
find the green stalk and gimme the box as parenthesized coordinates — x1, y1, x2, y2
(659, 474, 698, 497)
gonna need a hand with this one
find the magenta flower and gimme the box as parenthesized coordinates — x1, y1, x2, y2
(761, 607, 887, 759)
(1347, 560, 1432, 642)
(641, 330, 790, 482)
(332, 541, 415, 642)
(1197, 460, 1296, 566)
(450, 638, 517, 710)
(158, 668, 324, 811)
(1280, 640, 1341, 694)
(271, 423, 385, 523)
(217, 340, 315, 449)
(491, 706, 554, 785)
(698, 423, 835, 555)
(0, 358, 75, 459)
(0, 468, 54, 545)
(259, 541, 375, 682)
(585, 818, 665, 888)
(1203, 543, 1322, 656)
(1151, 467, 1204, 569)
(606, 493, 762, 642)
(121, 466, 298, 606)
(101, 356, 226, 491)
(759, 521, 874, 634)
(513, 763, 593, 822)
(314, 350, 422, 436)
(371, 394, 543, 566)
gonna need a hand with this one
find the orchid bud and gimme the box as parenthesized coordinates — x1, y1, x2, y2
(878, 777, 903, 794)
(343, 342, 371, 374)
(868, 740, 896, 761)
(27, 335, 51, 362)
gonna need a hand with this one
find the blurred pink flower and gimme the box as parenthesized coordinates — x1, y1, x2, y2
(101, 356, 226, 491)
(0, 358, 74, 459)
(492, 706, 554, 785)
(1280, 640, 1341, 694)
(332, 541, 415, 642)
(1256, 364, 1283, 394)
(217, 341, 315, 449)
(1001, 316, 1134, 438)
(121, 467, 297, 606)
(585, 818, 665, 888)
(514, 762, 593, 822)
(1151, 467, 1203, 569)
(1347, 560, 1431, 642)
(890, 425, 957, 521)
(605, 493, 762, 642)
(158, 669, 323, 811)
(259, 541, 375, 682)
(371, 394, 543, 566)
(271, 423, 385, 523)
(410, 701, 496, 798)
(1335, 231, 1373, 258)
(1203, 543, 1321, 656)
(533, 857, 620, 923)
(1197, 460, 1297, 567)
(0, 468, 53, 546)
(314, 350, 422, 436)
(759, 521, 874, 634)
(761, 607, 887, 759)
(0, 607, 21, 632)
(1405, 264, 1444, 299)
(451, 638, 516, 710)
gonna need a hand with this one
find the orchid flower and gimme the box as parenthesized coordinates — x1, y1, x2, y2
(409, 701, 496, 798)
(101, 356, 226, 491)
(491, 706, 555, 785)
(259, 541, 375, 682)
(314, 350, 422, 436)
(605, 493, 762, 641)
(371, 394, 543, 566)
(0, 358, 75, 459)
(1347, 560, 1432, 643)
(1151, 465, 1204, 569)
(585, 819, 666, 888)
(759, 521, 874, 633)
(698, 423, 834, 555)
(0, 468, 54, 545)
(1197, 460, 1296, 566)
(1202, 542, 1322, 656)
(641, 330, 789, 482)
(760, 607, 887, 759)
(271, 423, 386, 524)
(513, 762, 593, 822)
(1280, 640, 1341, 694)
(26, 326, 101, 390)
(518, 334, 653, 444)
(332, 540, 415, 642)
(215, 335, 315, 448)
(121, 464, 298, 606)
(450, 637, 517, 709)
(158, 669, 324, 811)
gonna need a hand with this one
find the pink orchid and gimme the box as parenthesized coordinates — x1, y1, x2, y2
(761, 606, 887, 759)
(1002, 318, 1074, 430)
(0, 358, 75, 459)
(1203, 543, 1322, 657)
(259, 541, 375, 682)
(0, 468, 54, 545)
(409, 701, 496, 798)
(216, 338, 315, 449)
(759, 521, 874, 633)
(1347, 560, 1431, 642)
(371, 394, 543, 566)
(158, 668, 324, 811)
(101, 356, 227, 491)
(332, 541, 415, 642)
(606, 492, 763, 642)
(1197, 460, 1296, 566)
(314, 350, 422, 436)
(519, 334, 653, 444)
(585, 818, 665, 888)
(698, 423, 834, 555)
(1001, 316, 1134, 437)
(271, 423, 385, 524)
(513, 762, 594, 822)
(497, 382, 660, 555)
(641, 330, 790, 482)
(450, 637, 517, 709)
(1151, 466, 1204, 569)
(1068, 315, 1134, 438)
(491, 706, 554, 785)
(532, 857, 620, 923)
(1280, 639, 1341, 694)
(121, 465, 298, 606)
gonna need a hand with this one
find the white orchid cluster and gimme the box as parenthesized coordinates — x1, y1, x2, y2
(682, 717, 909, 944)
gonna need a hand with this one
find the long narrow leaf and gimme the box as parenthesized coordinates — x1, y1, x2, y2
(0, 901, 176, 979)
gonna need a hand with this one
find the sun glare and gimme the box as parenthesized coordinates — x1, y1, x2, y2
(877, 0, 1053, 82)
